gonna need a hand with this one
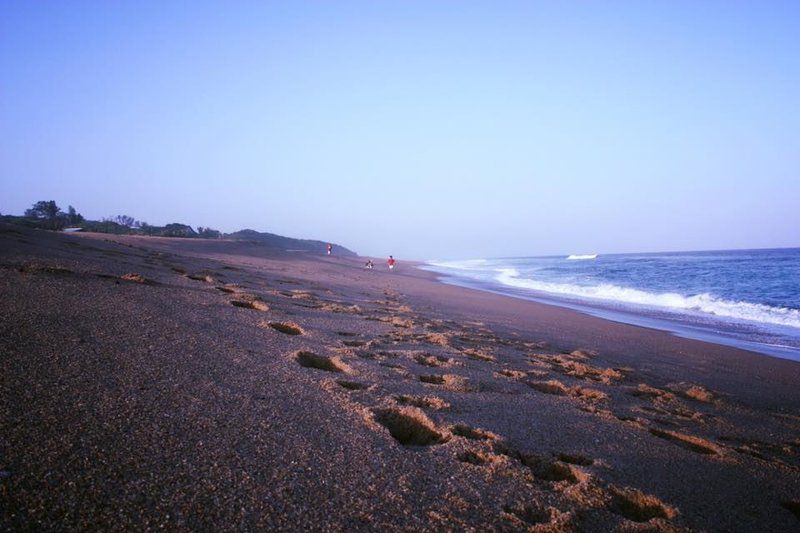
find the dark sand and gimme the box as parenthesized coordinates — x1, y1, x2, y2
(2, 224, 799, 531)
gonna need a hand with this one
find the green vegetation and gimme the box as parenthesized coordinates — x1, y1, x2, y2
(0, 200, 357, 255)
(1, 200, 217, 238)
(2, 200, 81, 231)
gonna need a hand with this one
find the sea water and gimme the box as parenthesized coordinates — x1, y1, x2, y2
(424, 248, 800, 361)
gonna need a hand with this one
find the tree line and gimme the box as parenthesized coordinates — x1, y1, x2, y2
(1, 200, 222, 238)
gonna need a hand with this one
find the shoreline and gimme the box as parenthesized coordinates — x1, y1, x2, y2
(391, 260, 800, 412)
(426, 269, 800, 362)
(419, 261, 800, 363)
(3, 226, 800, 530)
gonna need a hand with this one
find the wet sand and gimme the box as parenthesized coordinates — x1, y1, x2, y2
(2, 224, 799, 531)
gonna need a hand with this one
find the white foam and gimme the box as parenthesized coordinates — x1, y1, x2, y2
(494, 268, 800, 329)
(426, 258, 489, 270)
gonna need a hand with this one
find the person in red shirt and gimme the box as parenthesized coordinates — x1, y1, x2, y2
(387, 255, 396, 270)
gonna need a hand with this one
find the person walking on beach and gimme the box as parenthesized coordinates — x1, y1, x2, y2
(326, 243, 332, 255)
(365, 259, 374, 269)
(387, 255, 396, 271)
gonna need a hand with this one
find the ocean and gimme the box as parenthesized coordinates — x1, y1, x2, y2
(424, 248, 800, 361)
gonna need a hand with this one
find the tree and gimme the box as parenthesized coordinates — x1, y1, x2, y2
(24, 200, 64, 230)
(114, 215, 136, 228)
(25, 200, 61, 220)
(66, 205, 84, 225)
(162, 223, 197, 237)
(197, 226, 221, 239)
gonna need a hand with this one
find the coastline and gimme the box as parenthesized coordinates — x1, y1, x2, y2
(421, 258, 800, 363)
(402, 261, 800, 411)
(3, 225, 799, 530)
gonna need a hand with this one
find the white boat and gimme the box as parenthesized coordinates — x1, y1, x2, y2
(566, 254, 598, 260)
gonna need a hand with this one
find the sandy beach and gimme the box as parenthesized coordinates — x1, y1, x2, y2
(2, 224, 799, 531)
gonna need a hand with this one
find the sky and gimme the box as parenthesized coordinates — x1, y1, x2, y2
(2, 1, 799, 259)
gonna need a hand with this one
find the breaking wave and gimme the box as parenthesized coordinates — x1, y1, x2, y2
(426, 258, 489, 270)
(494, 268, 800, 329)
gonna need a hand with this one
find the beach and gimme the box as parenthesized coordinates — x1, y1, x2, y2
(2, 224, 799, 531)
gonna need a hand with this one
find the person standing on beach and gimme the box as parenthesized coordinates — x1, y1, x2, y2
(387, 255, 396, 271)
(326, 243, 332, 255)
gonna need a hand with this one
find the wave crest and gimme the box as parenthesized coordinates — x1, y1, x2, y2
(495, 268, 800, 329)
(426, 258, 488, 270)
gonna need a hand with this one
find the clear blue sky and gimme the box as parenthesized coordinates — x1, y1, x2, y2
(2, 1, 798, 259)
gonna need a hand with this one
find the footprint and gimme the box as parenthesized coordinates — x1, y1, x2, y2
(719, 435, 795, 464)
(571, 386, 609, 402)
(495, 369, 527, 380)
(502, 504, 558, 527)
(528, 379, 570, 396)
(495, 444, 579, 483)
(527, 370, 549, 379)
(608, 486, 677, 522)
(451, 424, 497, 441)
(529, 380, 608, 403)
(336, 380, 369, 391)
(187, 273, 214, 283)
(289, 289, 317, 300)
(666, 382, 717, 403)
(264, 322, 304, 335)
(295, 351, 350, 373)
(388, 317, 413, 328)
(457, 450, 499, 466)
(342, 340, 367, 347)
(394, 395, 450, 410)
(414, 354, 455, 368)
(216, 286, 237, 294)
(551, 359, 623, 384)
(419, 374, 474, 392)
(231, 299, 270, 311)
(519, 455, 579, 483)
(372, 407, 450, 446)
(614, 414, 649, 430)
(630, 384, 676, 402)
(568, 349, 597, 359)
(460, 348, 496, 362)
(319, 302, 363, 314)
(120, 272, 157, 285)
(557, 453, 594, 466)
(423, 333, 451, 347)
(649, 428, 720, 455)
